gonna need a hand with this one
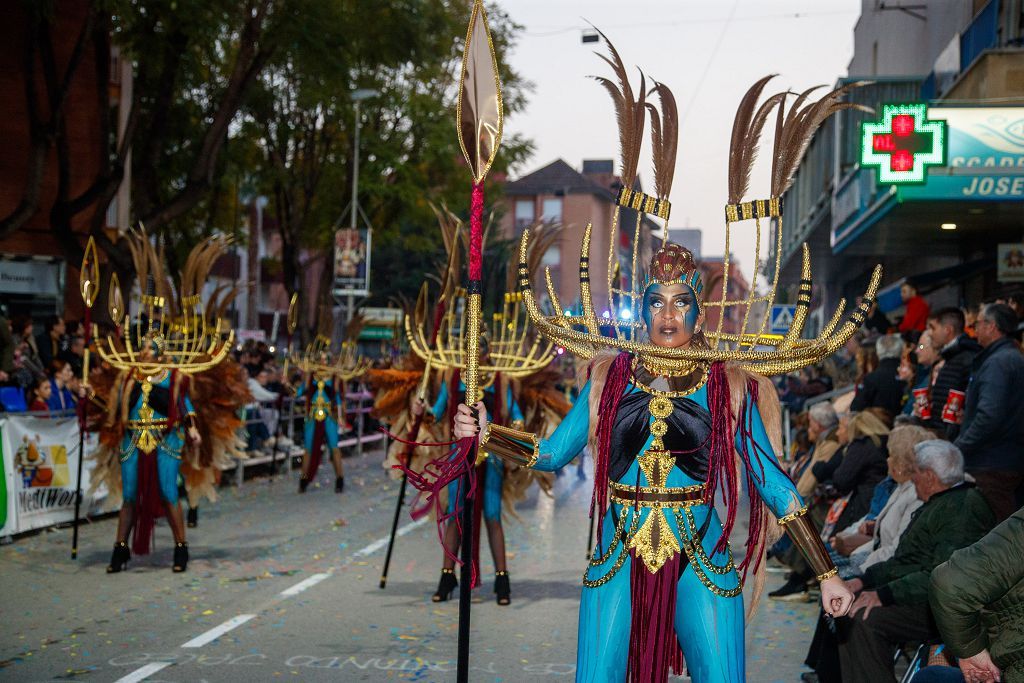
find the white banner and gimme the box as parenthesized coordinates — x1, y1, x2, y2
(0, 415, 104, 536)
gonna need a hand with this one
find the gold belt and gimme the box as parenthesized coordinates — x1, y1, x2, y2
(126, 418, 169, 429)
(608, 481, 706, 508)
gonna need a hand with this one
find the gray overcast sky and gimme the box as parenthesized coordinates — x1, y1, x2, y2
(500, 0, 861, 282)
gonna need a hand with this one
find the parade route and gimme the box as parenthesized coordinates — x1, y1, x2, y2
(0, 447, 819, 683)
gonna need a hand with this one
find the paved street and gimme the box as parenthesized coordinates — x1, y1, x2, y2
(0, 445, 819, 683)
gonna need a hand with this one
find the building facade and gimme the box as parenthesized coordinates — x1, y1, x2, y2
(775, 0, 1024, 332)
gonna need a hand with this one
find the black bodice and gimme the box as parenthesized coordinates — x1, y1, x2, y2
(129, 380, 172, 417)
(608, 388, 712, 483)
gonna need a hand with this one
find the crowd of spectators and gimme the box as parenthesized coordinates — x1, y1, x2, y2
(775, 289, 1024, 683)
(0, 311, 88, 414)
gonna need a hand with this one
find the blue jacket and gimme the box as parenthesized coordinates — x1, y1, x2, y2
(955, 337, 1024, 472)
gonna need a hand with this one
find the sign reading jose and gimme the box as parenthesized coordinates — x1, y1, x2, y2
(0, 415, 103, 536)
(898, 107, 1024, 200)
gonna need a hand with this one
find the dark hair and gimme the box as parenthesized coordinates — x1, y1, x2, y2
(981, 303, 1018, 337)
(1009, 291, 1024, 309)
(48, 359, 70, 377)
(928, 306, 965, 334)
(44, 315, 63, 334)
(11, 314, 33, 337)
(902, 279, 919, 292)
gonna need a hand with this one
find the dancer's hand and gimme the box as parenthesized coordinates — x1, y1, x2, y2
(187, 426, 202, 446)
(411, 397, 425, 417)
(453, 402, 486, 439)
(821, 575, 854, 618)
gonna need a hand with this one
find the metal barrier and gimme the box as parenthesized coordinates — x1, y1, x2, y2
(228, 384, 386, 487)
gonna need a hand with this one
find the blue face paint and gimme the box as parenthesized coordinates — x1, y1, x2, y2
(642, 282, 700, 337)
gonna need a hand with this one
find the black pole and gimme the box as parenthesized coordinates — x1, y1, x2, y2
(586, 508, 596, 560)
(379, 452, 406, 589)
(70, 400, 86, 559)
(456, 467, 473, 683)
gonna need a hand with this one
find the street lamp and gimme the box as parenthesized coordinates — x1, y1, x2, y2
(344, 88, 379, 324)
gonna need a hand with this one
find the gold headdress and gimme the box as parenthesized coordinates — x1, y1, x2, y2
(516, 36, 880, 377)
(292, 307, 371, 380)
(405, 207, 557, 390)
(98, 229, 234, 375)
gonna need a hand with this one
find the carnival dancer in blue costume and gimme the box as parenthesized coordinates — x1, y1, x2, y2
(456, 244, 856, 681)
(413, 359, 525, 605)
(91, 232, 248, 575)
(296, 368, 347, 494)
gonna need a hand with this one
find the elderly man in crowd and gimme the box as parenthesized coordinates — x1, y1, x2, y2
(911, 508, 1024, 683)
(954, 303, 1024, 522)
(851, 333, 905, 418)
(926, 307, 982, 439)
(837, 440, 994, 681)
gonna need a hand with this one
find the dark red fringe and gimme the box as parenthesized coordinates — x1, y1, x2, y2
(628, 551, 686, 683)
(704, 363, 782, 580)
(131, 449, 164, 556)
(592, 352, 633, 551)
(307, 420, 325, 481)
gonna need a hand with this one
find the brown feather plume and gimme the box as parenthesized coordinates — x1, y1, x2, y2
(771, 81, 872, 196)
(591, 27, 646, 185)
(727, 75, 776, 204)
(645, 79, 678, 199)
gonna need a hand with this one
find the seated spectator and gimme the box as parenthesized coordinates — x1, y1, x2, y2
(795, 402, 843, 499)
(837, 440, 995, 681)
(245, 366, 278, 452)
(833, 424, 932, 574)
(0, 311, 13, 384)
(59, 335, 85, 376)
(814, 410, 891, 536)
(35, 315, 65, 368)
(851, 334, 905, 417)
(899, 279, 930, 333)
(926, 307, 981, 440)
(27, 375, 52, 412)
(921, 507, 1024, 683)
(46, 360, 78, 412)
(954, 303, 1024, 522)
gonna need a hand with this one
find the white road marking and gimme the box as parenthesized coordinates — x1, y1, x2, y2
(112, 662, 172, 683)
(354, 517, 428, 557)
(180, 614, 257, 648)
(279, 572, 331, 596)
(111, 506, 430, 681)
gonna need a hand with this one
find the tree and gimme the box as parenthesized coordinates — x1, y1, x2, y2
(244, 0, 532, 327)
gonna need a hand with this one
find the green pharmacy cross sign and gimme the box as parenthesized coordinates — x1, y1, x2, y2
(861, 103, 947, 184)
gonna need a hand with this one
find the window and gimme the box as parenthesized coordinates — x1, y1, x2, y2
(515, 200, 534, 230)
(541, 198, 562, 222)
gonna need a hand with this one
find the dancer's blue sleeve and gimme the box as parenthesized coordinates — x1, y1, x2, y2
(506, 384, 524, 423)
(736, 396, 804, 518)
(532, 381, 591, 472)
(431, 381, 449, 422)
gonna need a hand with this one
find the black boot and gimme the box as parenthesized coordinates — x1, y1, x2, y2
(187, 507, 198, 528)
(172, 542, 189, 573)
(107, 541, 130, 573)
(432, 568, 458, 602)
(298, 476, 310, 493)
(494, 570, 511, 605)
(335, 476, 345, 493)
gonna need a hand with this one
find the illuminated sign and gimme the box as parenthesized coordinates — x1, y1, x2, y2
(860, 103, 947, 184)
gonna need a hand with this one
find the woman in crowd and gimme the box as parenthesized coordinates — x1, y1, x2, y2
(812, 410, 891, 538)
(26, 374, 52, 412)
(47, 359, 77, 412)
(831, 423, 931, 575)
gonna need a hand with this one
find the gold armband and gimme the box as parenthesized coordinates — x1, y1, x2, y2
(779, 508, 837, 582)
(480, 423, 539, 468)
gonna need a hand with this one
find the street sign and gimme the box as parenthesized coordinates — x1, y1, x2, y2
(769, 304, 797, 335)
(860, 103, 947, 184)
